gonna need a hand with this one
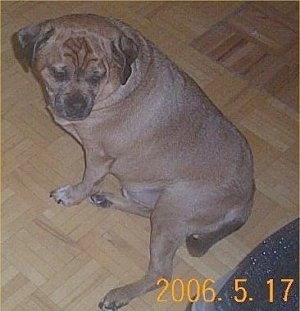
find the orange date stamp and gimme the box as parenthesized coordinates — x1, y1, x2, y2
(156, 278, 295, 303)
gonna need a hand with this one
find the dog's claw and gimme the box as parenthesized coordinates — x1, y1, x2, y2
(49, 185, 75, 206)
(90, 194, 113, 208)
(98, 287, 129, 310)
(99, 300, 117, 311)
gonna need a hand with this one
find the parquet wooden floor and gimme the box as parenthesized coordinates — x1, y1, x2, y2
(1, 2, 299, 311)
(192, 1, 299, 112)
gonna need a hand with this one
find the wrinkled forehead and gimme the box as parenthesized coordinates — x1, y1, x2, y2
(36, 16, 119, 69)
(54, 25, 113, 55)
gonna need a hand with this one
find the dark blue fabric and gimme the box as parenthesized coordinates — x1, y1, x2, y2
(214, 218, 299, 311)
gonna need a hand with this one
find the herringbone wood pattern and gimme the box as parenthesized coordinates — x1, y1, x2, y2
(1, 1, 299, 311)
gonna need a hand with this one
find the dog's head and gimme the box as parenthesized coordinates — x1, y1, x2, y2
(15, 14, 139, 121)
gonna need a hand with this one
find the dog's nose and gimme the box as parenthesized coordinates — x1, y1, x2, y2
(64, 92, 87, 112)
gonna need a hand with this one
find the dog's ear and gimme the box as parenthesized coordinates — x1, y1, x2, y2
(111, 35, 139, 85)
(15, 22, 54, 69)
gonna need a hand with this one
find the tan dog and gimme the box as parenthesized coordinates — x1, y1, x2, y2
(16, 14, 255, 310)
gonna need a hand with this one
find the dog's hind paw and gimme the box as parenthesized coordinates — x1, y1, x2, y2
(99, 301, 117, 311)
(99, 287, 130, 310)
(89, 194, 113, 208)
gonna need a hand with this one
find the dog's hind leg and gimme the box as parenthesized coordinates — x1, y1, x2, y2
(90, 186, 161, 217)
(90, 192, 152, 217)
(99, 194, 187, 310)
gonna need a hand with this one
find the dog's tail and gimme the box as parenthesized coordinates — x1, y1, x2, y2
(186, 186, 254, 258)
(186, 215, 247, 257)
(186, 235, 212, 257)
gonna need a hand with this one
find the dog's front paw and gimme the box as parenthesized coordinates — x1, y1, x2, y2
(50, 185, 77, 207)
(99, 287, 130, 310)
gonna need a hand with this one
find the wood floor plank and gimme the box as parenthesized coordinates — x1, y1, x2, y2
(192, 2, 299, 111)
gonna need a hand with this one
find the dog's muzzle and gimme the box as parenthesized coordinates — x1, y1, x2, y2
(53, 91, 94, 121)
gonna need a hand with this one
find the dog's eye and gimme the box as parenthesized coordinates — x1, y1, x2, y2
(50, 66, 69, 82)
(86, 72, 104, 86)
